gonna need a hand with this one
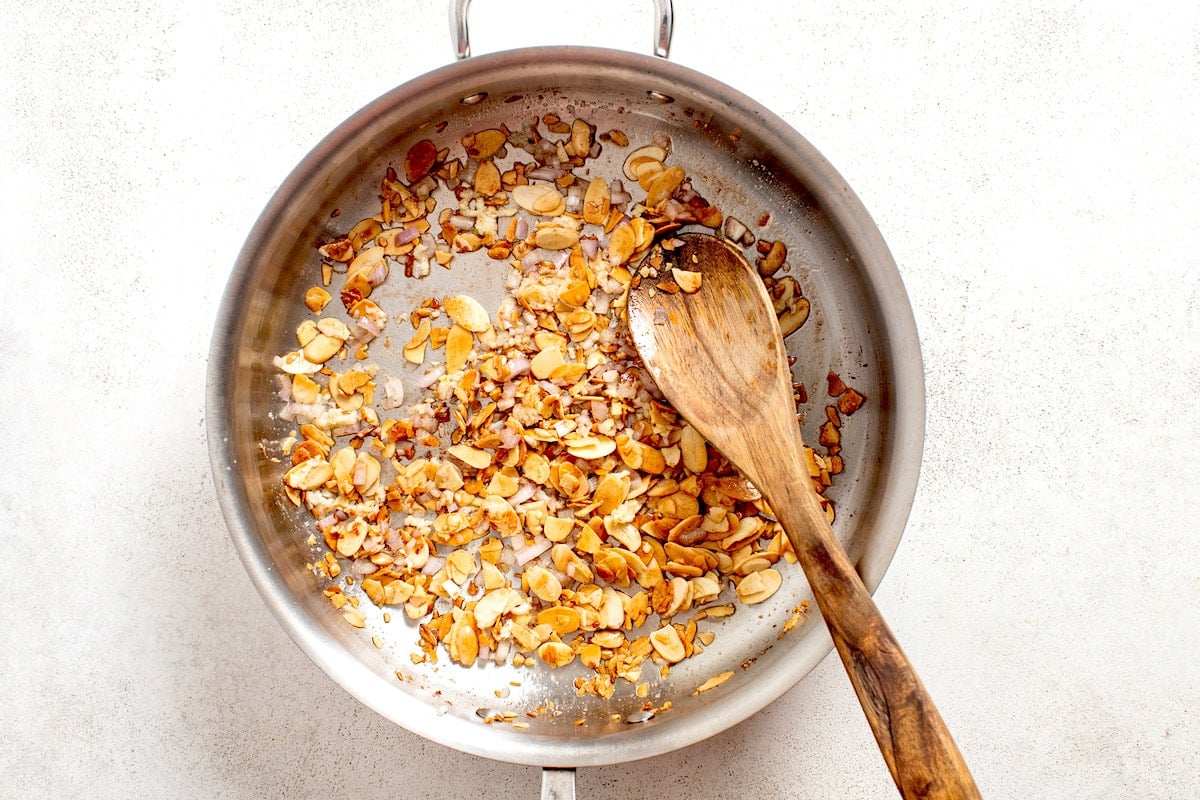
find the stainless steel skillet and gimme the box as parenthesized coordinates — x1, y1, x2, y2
(206, 2, 925, 795)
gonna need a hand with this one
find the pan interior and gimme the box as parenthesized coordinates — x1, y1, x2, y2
(208, 46, 923, 768)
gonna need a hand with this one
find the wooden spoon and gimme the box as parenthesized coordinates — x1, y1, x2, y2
(627, 232, 980, 800)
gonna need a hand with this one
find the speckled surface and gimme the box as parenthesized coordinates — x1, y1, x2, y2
(2, 1, 1198, 797)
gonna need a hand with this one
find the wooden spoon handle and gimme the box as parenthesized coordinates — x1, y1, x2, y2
(774, 486, 981, 800)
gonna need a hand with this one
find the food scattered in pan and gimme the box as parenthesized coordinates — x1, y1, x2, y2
(271, 113, 864, 700)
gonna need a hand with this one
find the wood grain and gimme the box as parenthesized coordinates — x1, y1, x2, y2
(628, 233, 981, 800)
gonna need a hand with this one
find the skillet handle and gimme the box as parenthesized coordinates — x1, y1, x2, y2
(450, 0, 673, 60)
(540, 767, 576, 800)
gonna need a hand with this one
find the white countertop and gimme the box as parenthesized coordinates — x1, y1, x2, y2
(3, 1, 1197, 797)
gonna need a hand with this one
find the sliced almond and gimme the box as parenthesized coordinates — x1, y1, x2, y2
(304, 286, 331, 313)
(672, 268, 703, 294)
(316, 317, 351, 340)
(529, 347, 566, 380)
(536, 606, 582, 635)
(570, 118, 593, 157)
(447, 444, 493, 470)
(693, 671, 735, 695)
(536, 640, 576, 668)
(291, 373, 320, 404)
(473, 160, 501, 196)
(582, 177, 611, 225)
(607, 225, 637, 266)
(303, 333, 342, 364)
(535, 224, 579, 250)
(649, 624, 685, 663)
(347, 218, 383, 252)
(735, 568, 783, 605)
(542, 516, 574, 543)
(778, 297, 810, 337)
(445, 549, 478, 584)
(445, 323, 473, 373)
(679, 424, 708, 473)
(295, 319, 319, 347)
(634, 158, 665, 190)
(512, 184, 565, 216)
(622, 145, 668, 181)
(523, 564, 563, 603)
(565, 435, 615, 460)
(481, 494, 520, 537)
(558, 278, 591, 308)
(284, 457, 333, 491)
(463, 128, 507, 160)
(645, 165, 686, 207)
(444, 294, 491, 332)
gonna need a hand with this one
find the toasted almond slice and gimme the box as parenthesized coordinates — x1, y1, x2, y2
(679, 424, 708, 473)
(522, 451, 551, 484)
(608, 225, 637, 266)
(523, 564, 563, 603)
(593, 472, 630, 515)
(533, 190, 568, 216)
(295, 319, 319, 347)
(445, 323, 473, 373)
(347, 218, 383, 252)
(535, 224, 579, 250)
(536, 606, 582, 635)
(474, 160, 501, 196)
(582, 177, 611, 225)
(346, 246, 386, 288)
(645, 165, 686, 207)
(284, 457, 333, 491)
(533, 330, 568, 351)
(317, 317, 351, 340)
(779, 297, 810, 337)
(622, 145, 668, 181)
(512, 184, 562, 215)
(291, 373, 320, 404)
(597, 588, 626, 629)
(570, 118, 592, 157)
(566, 435, 616, 460)
(558, 278, 591, 308)
(446, 619, 479, 667)
(530, 347, 566, 380)
(474, 588, 512, 628)
(542, 516, 574, 543)
(649, 624, 685, 663)
(303, 333, 342, 364)
(406, 318, 431, 346)
(277, 350, 321, 376)
(444, 294, 491, 332)
(336, 520, 368, 557)
(402, 338, 427, 365)
(630, 217, 655, 251)
(304, 286, 331, 313)
(550, 362, 588, 382)
(445, 549, 477, 584)
(736, 568, 783, 605)
(693, 671, 735, 695)
(447, 443, 493, 470)
(634, 158, 665, 190)
(318, 238, 354, 262)
(464, 128, 507, 160)
(481, 494, 520, 536)
(536, 640, 576, 668)
(672, 268, 703, 294)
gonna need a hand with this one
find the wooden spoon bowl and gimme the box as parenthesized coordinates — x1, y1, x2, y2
(627, 232, 980, 800)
